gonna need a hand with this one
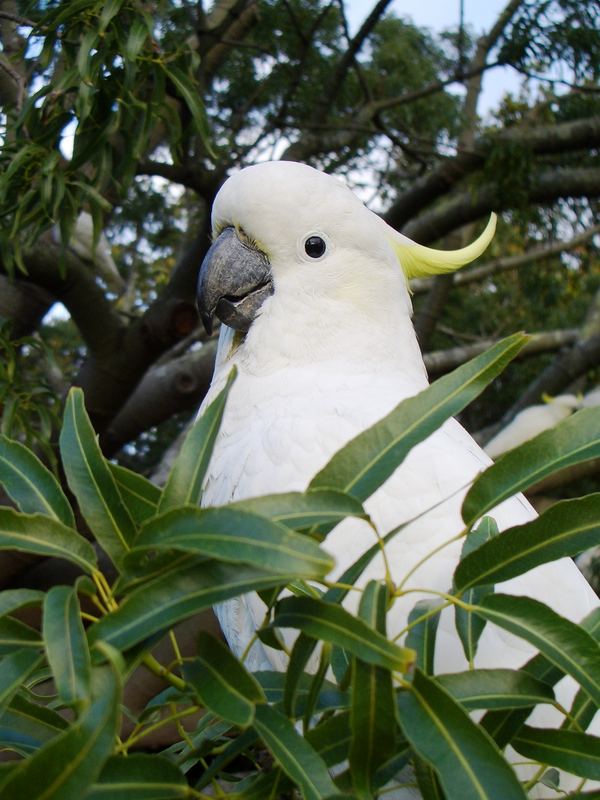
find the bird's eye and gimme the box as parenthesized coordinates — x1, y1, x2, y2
(304, 236, 326, 259)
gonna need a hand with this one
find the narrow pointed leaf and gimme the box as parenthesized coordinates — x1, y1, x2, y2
(414, 757, 446, 800)
(158, 368, 235, 512)
(161, 64, 214, 155)
(0, 509, 96, 572)
(183, 631, 264, 728)
(473, 594, 600, 708)
(463, 407, 600, 527)
(480, 607, 600, 747)
(108, 464, 160, 525)
(0, 435, 74, 527)
(252, 703, 338, 800)
(89, 560, 302, 652)
(398, 669, 527, 800)
(455, 495, 600, 593)
(59, 388, 136, 566)
(0, 650, 43, 715)
(436, 669, 555, 710)
(310, 334, 527, 500)
(0, 589, 44, 617)
(455, 517, 499, 662)
(406, 598, 444, 674)
(232, 489, 367, 533)
(0, 617, 42, 654)
(305, 711, 352, 767)
(0, 695, 68, 752)
(86, 754, 188, 799)
(513, 726, 600, 779)
(272, 596, 415, 672)
(0, 667, 120, 800)
(130, 506, 333, 579)
(350, 581, 396, 798)
(43, 586, 91, 706)
(255, 671, 347, 715)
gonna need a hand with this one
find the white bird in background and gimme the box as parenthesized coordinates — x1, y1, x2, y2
(484, 394, 581, 459)
(53, 211, 125, 293)
(196, 161, 598, 796)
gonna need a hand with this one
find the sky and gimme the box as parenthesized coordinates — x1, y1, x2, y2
(346, 0, 523, 115)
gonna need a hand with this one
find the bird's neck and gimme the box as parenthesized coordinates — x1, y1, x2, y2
(222, 289, 429, 386)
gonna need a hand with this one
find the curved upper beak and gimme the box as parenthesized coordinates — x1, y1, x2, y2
(196, 227, 273, 335)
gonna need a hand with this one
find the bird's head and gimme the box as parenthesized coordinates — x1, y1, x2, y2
(197, 162, 496, 345)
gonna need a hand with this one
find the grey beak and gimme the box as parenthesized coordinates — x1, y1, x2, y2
(197, 227, 273, 335)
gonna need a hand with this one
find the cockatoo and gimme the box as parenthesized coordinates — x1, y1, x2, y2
(484, 394, 581, 458)
(53, 211, 125, 292)
(196, 161, 598, 796)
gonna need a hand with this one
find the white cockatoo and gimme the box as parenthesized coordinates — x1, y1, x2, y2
(53, 211, 125, 292)
(484, 394, 581, 458)
(196, 161, 598, 796)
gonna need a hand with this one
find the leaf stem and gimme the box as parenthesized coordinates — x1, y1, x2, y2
(142, 652, 186, 691)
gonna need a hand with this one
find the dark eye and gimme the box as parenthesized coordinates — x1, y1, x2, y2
(304, 236, 326, 259)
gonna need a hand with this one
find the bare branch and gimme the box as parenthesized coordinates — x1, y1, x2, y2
(425, 328, 579, 376)
(411, 223, 600, 295)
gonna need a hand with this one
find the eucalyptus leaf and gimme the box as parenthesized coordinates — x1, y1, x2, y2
(462, 407, 600, 527)
(108, 463, 160, 525)
(85, 754, 188, 799)
(0, 435, 74, 526)
(513, 726, 600, 780)
(0, 650, 44, 715)
(310, 333, 527, 500)
(436, 668, 555, 710)
(398, 669, 527, 800)
(59, 388, 136, 567)
(43, 586, 91, 707)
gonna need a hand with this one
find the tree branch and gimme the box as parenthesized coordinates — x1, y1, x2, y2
(411, 223, 600, 295)
(424, 328, 579, 376)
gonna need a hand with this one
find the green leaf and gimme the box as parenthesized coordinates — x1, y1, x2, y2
(89, 560, 302, 652)
(0, 435, 74, 527)
(406, 598, 444, 675)
(480, 608, 600, 747)
(462, 407, 600, 527)
(59, 388, 136, 566)
(108, 464, 159, 525)
(398, 669, 527, 800)
(161, 63, 214, 156)
(255, 671, 347, 715)
(455, 495, 600, 593)
(272, 596, 415, 672)
(309, 334, 527, 500)
(455, 517, 499, 663)
(98, 0, 124, 32)
(124, 18, 151, 62)
(129, 506, 334, 579)
(473, 594, 600, 709)
(252, 703, 338, 800)
(305, 711, 352, 767)
(0, 667, 120, 800)
(436, 669, 555, 710)
(349, 581, 396, 798)
(414, 757, 446, 800)
(231, 488, 367, 534)
(0, 650, 43, 715)
(0, 695, 68, 753)
(85, 754, 189, 799)
(513, 726, 600, 780)
(183, 631, 265, 728)
(158, 368, 235, 513)
(43, 586, 91, 707)
(0, 508, 97, 573)
(0, 617, 42, 655)
(0, 590, 44, 618)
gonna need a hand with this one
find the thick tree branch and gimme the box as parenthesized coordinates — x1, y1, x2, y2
(397, 167, 600, 244)
(411, 223, 600, 295)
(424, 328, 579, 376)
(104, 340, 217, 456)
(385, 115, 600, 230)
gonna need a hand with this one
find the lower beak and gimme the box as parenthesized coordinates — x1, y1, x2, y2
(196, 227, 273, 335)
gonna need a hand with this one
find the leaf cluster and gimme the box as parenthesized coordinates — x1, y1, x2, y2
(0, 337, 599, 798)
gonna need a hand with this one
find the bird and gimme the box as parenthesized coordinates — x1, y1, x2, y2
(53, 211, 125, 293)
(195, 161, 599, 796)
(484, 394, 581, 458)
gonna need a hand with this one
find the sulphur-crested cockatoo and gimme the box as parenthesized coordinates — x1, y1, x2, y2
(484, 394, 580, 458)
(196, 161, 598, 796)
